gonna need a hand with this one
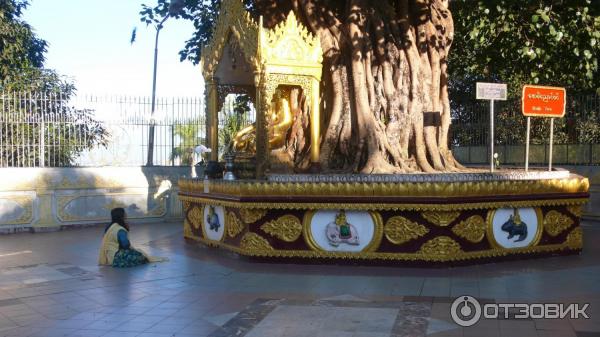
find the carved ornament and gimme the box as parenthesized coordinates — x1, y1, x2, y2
(452, 215, 486, 243)
(188, 205, 203, 230)
(260, 214, 302, 242)
(565, 227, 583, 249)
(384, 216, 429, 245)
(226, 211, 244, 238)
(422, 211, 460, 226)
(240, 232, 273, 251)
(239, 208, 267, 224)
(418, 237, 463, 257)
(544, 210, 574, 237)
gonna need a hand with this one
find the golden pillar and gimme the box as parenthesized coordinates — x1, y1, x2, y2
(310, 78, 321, 167)
(254, 73, 267, 178)
(206, 77, 219, 161)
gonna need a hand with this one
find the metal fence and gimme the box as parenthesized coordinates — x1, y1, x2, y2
(450, 94, 600, 165)
(0, 92, 258, 167)
(1, 91, 598, 167)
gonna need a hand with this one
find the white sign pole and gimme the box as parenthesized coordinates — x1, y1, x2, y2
(525, 117, 531, 172)
(476, 82, 506, 173)
(490, 99, 495, 172)
(548, 117, 554, 171)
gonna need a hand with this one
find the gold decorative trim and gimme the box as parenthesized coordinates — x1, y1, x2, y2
(179, 177, 589, 198)
(566, 205, 583, 218)
(302, 210, 384, 253)
(240, 232, 274, 252)
(186, 230, 582, 262)
(188, 205, 203, 230)
(486, 208, 544, 249)
(179, 195, 588, 212)
(201, 0, 259, 78)
(418, 236, 463, 257)
(262, 11, 322, 66)
(384, 216, 429, 245)
(184, 219, 194, 238)
(422, 211, 460, 226)
(565, 227, 583, 249)
(452, 215, 486, 243)
(544, 210, 574, 237)
(239, 208, 267, 224)
(226, 211, 244, 238)
(260, 215, 302, 242)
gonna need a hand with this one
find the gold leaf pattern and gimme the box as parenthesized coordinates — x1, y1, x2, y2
(240, 232, 273, 251)
(544, 210, 574, 237)
(180, 194, 587, 213)
(263, 11, 322, 65)
(188, 205, 203, 230)
(239, 208, 267, 224)
(226, 211, 244, 238)
(565, 227, 583, 249)
(183, 219, 193, 238)
(422, 211, 461, 226)
(418, 236, 462, 256)
(201, 0, 259, 78)
(452, 215, 486, 243)
(384, 216, 429, 245)
(567, 205, 583, 218)
(179, 177, 589, 198)
(260, 215, 302, 242)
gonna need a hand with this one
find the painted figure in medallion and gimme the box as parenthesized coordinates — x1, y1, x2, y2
(206, 206, 221, 232)
(326, 210, 359, 247)
(501, 208, 528, 242)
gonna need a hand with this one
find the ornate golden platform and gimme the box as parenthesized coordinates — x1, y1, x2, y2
(179, 173, 589, 263)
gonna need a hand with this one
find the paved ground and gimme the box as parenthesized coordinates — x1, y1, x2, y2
(0, 220, 599, 337)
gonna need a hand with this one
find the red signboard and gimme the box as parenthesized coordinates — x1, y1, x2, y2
(522, 85, 566, 118)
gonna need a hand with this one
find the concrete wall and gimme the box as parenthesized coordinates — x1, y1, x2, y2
(0, 166, 192, 234)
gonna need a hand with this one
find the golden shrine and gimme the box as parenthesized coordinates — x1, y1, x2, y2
(179, 0, 589, 264)
(200, 0, 322, 176)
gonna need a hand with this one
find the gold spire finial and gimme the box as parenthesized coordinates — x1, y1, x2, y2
(513, 208, 522, 225)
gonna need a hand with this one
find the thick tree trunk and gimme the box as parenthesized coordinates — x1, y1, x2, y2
(256, 0, 462, 173)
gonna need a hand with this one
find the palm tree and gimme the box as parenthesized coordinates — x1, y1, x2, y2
(171, 119, 203, 165)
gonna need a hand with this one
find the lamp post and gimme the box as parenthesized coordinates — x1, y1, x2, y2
(146, 0, 185, 166)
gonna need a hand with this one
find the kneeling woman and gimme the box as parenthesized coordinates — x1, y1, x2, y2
(99, 208, 164, 267)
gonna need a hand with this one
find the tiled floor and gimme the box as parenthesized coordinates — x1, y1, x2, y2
(0, 220, 598, 337)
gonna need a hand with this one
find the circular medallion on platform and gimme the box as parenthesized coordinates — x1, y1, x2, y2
(303, 210, 383, 252)
(202, 205, 225, 242)
(487, 208, 542, 249)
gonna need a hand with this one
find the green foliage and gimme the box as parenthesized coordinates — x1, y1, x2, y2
(171, 120, 204, 165)
(449, 0, 600, 146)
(139, 0, 252, 63)
(0, 0, 47, 84)
(218, 94, 251, 156)
(0, 0, 109, 166)
(140, 0, 600, 148)
(449, 0, 600, 96)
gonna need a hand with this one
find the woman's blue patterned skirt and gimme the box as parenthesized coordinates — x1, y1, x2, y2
(112, 249, 148, 268)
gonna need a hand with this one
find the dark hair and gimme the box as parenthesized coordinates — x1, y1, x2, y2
(106, 207, 128, 232)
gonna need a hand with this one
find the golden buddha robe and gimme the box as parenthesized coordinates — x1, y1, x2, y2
(233, 96, 293, 154)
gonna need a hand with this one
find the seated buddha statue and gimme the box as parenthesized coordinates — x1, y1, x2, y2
(233, 89, 293, 154)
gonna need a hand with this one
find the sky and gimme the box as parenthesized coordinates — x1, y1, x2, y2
(24, 0, 204, 97)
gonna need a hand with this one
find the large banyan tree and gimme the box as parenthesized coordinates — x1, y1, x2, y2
(142, 0, 464, 173)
